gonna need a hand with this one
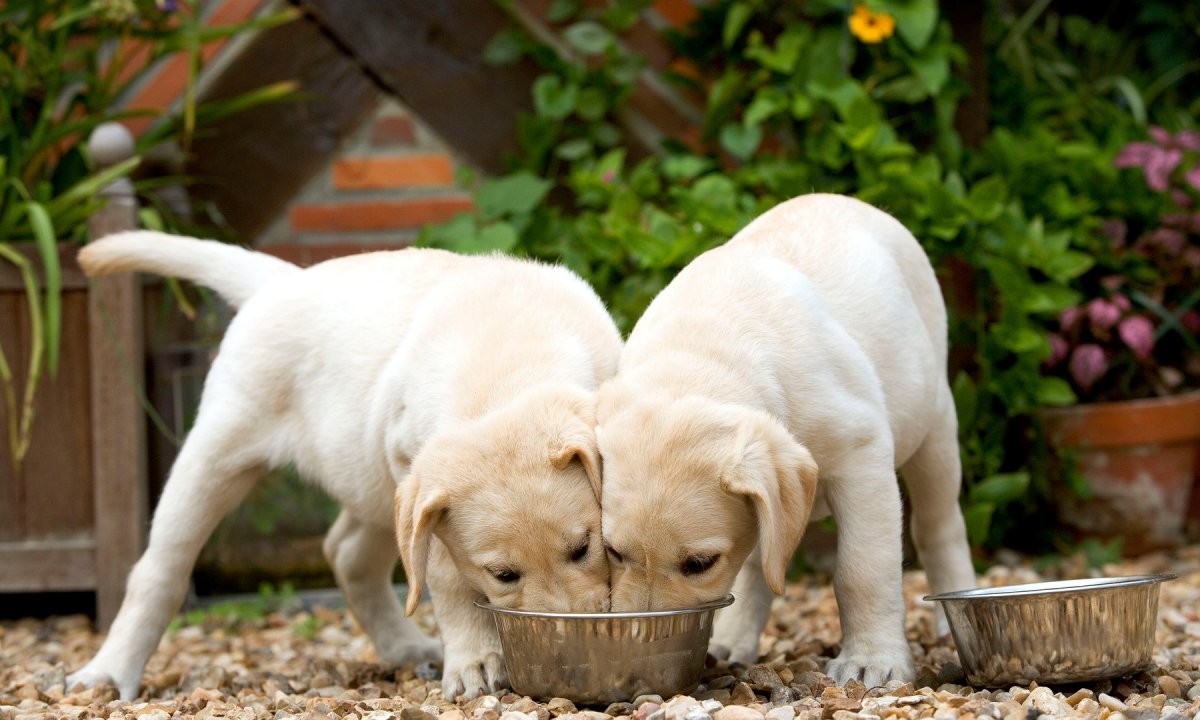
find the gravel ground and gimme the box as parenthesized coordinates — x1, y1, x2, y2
(4, 549, 1200, 720)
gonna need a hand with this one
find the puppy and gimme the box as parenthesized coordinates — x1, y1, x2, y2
(595, 194, 976, 686)
(68, 232, 619, 700)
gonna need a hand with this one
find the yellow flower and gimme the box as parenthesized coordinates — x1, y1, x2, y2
(848, 4, 896, 44)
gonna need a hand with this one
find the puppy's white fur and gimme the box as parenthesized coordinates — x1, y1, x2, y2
(596, 194, 976, 685)
(69, 232, 620, 700)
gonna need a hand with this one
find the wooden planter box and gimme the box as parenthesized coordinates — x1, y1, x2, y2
(0, 242, 147, 627)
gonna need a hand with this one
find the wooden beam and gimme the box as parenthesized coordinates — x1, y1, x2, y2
(0, 539, 97, 592)
(87, 124, 148, 630)
(0, 245, 88, 292)
(185, 15, 380, 240)
(300, 0, 543, 175)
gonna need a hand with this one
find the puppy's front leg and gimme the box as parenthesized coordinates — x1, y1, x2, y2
(427, 539, 507, 700)
(823, 456, 913, 687)
(711, 549, 772, 665)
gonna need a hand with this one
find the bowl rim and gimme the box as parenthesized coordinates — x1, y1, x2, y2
(473, 593, 735, 619)
(923, 573, 1177, 602)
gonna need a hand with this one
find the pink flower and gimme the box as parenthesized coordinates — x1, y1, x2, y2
(1183, 310, 1200, 334)
(1086, 298, 1121, 331)
(1143, 227, 1186, 255)
(1118, 315, 1155, 361)
(1046, 333, 1069, 367)
(1115, 142, 1182, 191)
(1102, 219, 1128, 249)
(1069, 344, 1109, 392)
(1112, 294, 1131, 312)
(1059, 306, 1082, 331)
(1186, 164, 1200, 192)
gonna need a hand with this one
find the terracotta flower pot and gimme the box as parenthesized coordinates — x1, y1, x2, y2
(1041, 391, 1200, 556)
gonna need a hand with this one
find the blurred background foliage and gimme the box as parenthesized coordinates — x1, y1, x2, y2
(419, 0, 1200, 560)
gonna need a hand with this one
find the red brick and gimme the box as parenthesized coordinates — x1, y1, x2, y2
(290, 196, 474, 232)
(123, 0, 266, 136)
(654, 0, 697, 27)
(333, 154, 455, 190)
(371, 115, 417, 146)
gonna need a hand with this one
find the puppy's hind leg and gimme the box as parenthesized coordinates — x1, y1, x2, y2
(900, 394, 976, 636)
(323, 511, 441, 665)
(67, 409, 267, 700)
(711, 549, 772, 666)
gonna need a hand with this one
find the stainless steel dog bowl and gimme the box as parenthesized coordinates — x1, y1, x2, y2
(926, 574, 1174, 687)
(475, 595, 734, 704)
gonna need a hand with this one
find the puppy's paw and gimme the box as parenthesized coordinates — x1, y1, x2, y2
(67, 661, 140, 701)
(378, 635, 443, 667)
(442, 650, 507, 701)
(825, 647, 914, 688)
(709, 641, 760, 667)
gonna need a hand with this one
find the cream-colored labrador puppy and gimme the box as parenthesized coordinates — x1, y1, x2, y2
(596, 194, 976, 686)
(68, 232, 619, 700)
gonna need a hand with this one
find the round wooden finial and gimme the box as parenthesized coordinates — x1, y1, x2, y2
(88, 122, 136, 168)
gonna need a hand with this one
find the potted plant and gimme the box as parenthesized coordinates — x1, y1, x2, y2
(1040, 126, 1200, 554)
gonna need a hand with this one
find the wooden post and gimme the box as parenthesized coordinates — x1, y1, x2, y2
(86, 123, 147, 630)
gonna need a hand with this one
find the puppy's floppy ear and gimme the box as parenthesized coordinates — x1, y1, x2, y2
(720, 411, 818, 595)
(549, 390, 603, 500)
(394, 473, 447, 616)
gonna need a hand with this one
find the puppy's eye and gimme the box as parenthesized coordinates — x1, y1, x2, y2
(606, 546, 624, 563)
(569, 538, 589, 563)
(493, 568, 521, 583)
(681, 554, 719, 576)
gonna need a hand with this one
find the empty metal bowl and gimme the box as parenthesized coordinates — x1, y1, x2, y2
(475, 595, 734, 704)
(925, 574, 1175, 687)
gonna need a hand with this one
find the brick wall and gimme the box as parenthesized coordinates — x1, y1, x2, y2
(255, 99, 475, 265)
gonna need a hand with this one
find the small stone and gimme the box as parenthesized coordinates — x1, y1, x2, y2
(633, 704, 659, 720)
(604, 704, 636, 718)
(441, 711, 467, 720)
(633, 696, 664, 708)
(729, 683, 757, 705)
(747, 666, 782, 689)
(1159, 675, 1182, 698)
(468, 697, 503, 714)
(708, 677, 737, 691)
(1064, 688, 1093, 706)
(402, 708, 437, 720)
(499, 712, 533, 720)
(699, 700, 722, 714)
(15, 686, 38, 701)
(1189, 684, 1200, 701)
(713, 707, 763, 720)
(769, 686, 798, 705)
(1099, 693, 1128, 712)
(764, 707, 794, 720)
(548, 699, 578, 717)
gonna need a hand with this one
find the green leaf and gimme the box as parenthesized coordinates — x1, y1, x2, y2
(476, 223, 519, 253)
(532, 75, 578, 120)
(1021, 285, 1081, 314)
(1035, 377, 1076, 406)
(908, 48, 949, 94)
(969, 472, 1030, 505)
(476, 172, 553, 219)
(575, 87, 608, 121)
(661, 155, 711, 180)
(746, 27, 804, 74)
(723, 2, 752, 48)
(483, 30, 524, 65)
(993, 324, 1046, 354)
(790, 93, 814, 119)
(719, 123, 762, 161)
(27, 202, 60, 375)
(888, 0, 938, 51)
(966, 176, 1006, 221)
(563, 21, 615, 55)
(546, 0, 580, 22)
(1040, 251, 1095, 283)
(962, 501, 995, 546)
(744, 88, 789, 127)
(555, 138, 593, 160)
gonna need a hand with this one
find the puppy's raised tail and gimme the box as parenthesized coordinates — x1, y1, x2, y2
(78, 230, 299, 308)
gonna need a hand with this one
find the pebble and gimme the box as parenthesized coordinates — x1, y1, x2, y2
(712, 706, 762, 720)
(1158, 675, 1182, 697)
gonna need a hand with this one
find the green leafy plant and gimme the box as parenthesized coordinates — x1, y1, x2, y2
(422, 0, 1193, 553)
(0, 0, 297, 469)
